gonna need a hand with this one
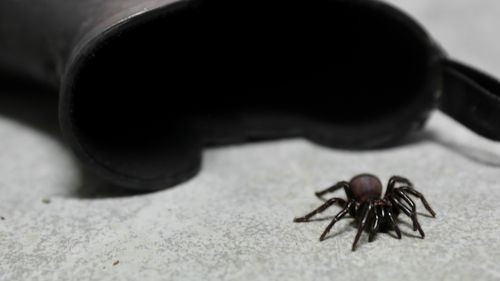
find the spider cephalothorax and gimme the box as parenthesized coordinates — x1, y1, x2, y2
(294, 174, 436, 251)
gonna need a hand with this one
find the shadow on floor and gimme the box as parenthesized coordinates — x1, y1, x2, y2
(0, 76, 157, 199)
(395, 128, 500, 167)
(1, 75, 499, 199)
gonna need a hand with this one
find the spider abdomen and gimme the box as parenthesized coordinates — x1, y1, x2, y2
(350, 174, 383, 202)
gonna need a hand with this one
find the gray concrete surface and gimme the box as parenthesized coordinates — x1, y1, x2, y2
(2, 1, 500, 280)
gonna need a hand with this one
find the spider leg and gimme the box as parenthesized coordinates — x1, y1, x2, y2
(352, 201, 374, 251)
(389, 176, 413, 187)
(315, 181, 350, 199)
(319, 201, 354, 241)
(400, 187, 436, 217)
(388, 196, 412, 217)
(392, 191, 425, 238)
(394, 190, 418, 230)
(368, 205, 382, 242)
(385, 176, 413, 196)
(294, 197, 345, 223)
(385, 206, 402, 239)
(388, 196, 419, 233)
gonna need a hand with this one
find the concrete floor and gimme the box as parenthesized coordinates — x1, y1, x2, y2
(2, 1, 500, 280)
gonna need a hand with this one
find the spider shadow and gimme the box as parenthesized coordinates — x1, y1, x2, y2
(305, 214, 426, 242)
(320, 220, 422, 242)
(301, 215, 356, 241)
(306, 216, 337, 222)
(319, 219, 356, 241)
(395, 219, 425, 239)
(417, 212, 434, 218)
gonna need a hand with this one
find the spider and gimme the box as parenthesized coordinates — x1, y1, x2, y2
(293, 174, 436, 251)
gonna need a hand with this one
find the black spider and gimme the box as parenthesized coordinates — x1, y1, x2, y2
(293, 174, 436, 251)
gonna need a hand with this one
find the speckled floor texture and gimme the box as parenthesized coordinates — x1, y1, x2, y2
(2, 1, 500, 280)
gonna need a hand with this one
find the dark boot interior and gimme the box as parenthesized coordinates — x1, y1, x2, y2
(70, 0, 433, 187)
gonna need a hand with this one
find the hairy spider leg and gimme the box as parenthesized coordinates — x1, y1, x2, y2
(368, 205, 383, 242)
(400, 187, 436, 217)
(385, 205, 402, 239)
(315, 181, 351, 200)
(293, 197, 346, 223)
(319, 201, 354, 241)
(352, 202, 374, 251)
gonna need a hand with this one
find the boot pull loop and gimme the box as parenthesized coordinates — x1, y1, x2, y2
(440, 59, 500, 141)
